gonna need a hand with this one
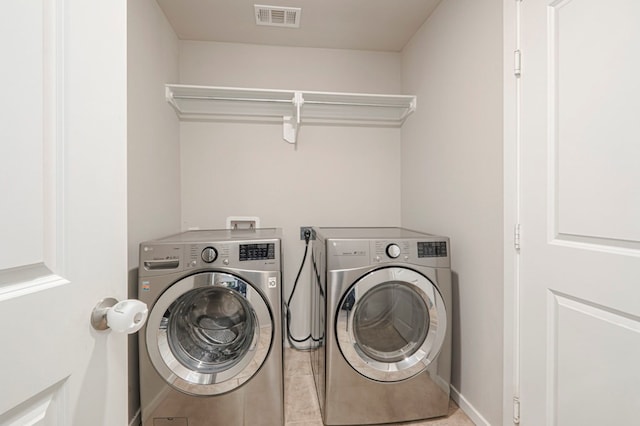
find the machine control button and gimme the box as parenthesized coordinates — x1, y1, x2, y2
(201, 247, 218, 263)
(386, 244, 401, 258)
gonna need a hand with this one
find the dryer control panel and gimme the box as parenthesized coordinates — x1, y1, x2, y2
(374, 240, 411, 260)
(326, 238, 449, 269)
(318, 227, 451, 270)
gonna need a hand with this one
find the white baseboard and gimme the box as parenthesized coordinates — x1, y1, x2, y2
(128, 409, 141, 426)
(450, 385, 491, 426)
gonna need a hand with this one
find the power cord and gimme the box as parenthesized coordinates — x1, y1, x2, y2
(284, 229, 312, 350)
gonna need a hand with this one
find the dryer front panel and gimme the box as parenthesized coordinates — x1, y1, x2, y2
(335, 266, 446, 382)
(146, 271, 273, 396)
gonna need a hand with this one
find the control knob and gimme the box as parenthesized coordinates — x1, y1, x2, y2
(386, 243, 401, 259)
(201, 247, 218, 263)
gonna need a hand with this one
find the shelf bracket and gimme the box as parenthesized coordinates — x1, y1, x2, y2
(283, 91, 305, 144)
(283, 115, 297, 144)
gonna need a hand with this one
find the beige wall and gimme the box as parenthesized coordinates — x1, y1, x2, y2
(178, 41, 402, 340)
(127, 0, 180, 423)
(401, 0, 504, 424)
(179, 41, 402, 93)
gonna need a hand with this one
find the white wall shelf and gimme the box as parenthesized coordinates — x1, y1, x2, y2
(165, 84, 417, 144)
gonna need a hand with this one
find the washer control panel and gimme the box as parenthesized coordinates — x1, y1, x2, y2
(187, 244, 229, 269)
(139, 233, 281, 277)
(183, 241, 278, 269)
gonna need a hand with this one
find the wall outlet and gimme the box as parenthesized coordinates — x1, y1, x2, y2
(300, 226, 316, 240)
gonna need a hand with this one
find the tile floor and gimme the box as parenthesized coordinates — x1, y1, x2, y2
(284, 348, 475, 426)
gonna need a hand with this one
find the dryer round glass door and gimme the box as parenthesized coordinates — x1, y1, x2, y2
(336, 267, 447, 382)
(146, 272, 273, 396)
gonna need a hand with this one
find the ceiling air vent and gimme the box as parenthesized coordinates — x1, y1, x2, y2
(255, 4, 301, 28)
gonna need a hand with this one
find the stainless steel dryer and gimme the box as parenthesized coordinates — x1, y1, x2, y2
(138, 229, 283, 426)
(311, 227, 452, 425)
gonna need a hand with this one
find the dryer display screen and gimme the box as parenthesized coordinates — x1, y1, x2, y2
(417, 241, 448, 258)
(239, 243, 276, 261)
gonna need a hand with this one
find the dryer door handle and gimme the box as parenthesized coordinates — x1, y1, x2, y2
(249, 310, 259, 351)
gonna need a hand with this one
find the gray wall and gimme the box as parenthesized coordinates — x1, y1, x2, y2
(401, 0, 504, 424)
(127, 0, 180, 423)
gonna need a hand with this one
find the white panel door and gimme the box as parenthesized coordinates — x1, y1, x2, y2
(0, 1, 128, 425)
(518, 0, 640, 425)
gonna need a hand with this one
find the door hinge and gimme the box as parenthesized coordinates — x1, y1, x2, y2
(513, 396, 521, 424)
(514, 50, 522, 77)
(514, 224, 521, 250)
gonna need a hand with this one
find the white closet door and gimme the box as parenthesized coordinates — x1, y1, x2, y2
(518, 1, 640, 425)
(0, 1, 128, 424)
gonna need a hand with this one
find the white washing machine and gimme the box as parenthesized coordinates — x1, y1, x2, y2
(310, 227, 452, 425)
(138, 229, 283, 426)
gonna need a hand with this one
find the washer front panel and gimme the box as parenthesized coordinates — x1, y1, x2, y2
(146, 271, 273, 396)
(336, 266, 447, 382)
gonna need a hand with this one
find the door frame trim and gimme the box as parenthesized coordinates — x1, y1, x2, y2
(503, 0, 520, 424)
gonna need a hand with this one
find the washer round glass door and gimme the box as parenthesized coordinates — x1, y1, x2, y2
(146, 272, 273, 395)
(336, 267, 447, 382)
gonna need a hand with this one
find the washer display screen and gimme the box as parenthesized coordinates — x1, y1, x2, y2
(239, 243, 275, 261)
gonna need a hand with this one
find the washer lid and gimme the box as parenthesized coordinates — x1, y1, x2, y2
(336, 266, 447, 382)
(146, 271, 273, 396)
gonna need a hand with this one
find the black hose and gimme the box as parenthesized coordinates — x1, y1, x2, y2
(284, 229, 312, 350)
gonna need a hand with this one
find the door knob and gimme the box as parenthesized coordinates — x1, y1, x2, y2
(91, 297, 148, 333)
